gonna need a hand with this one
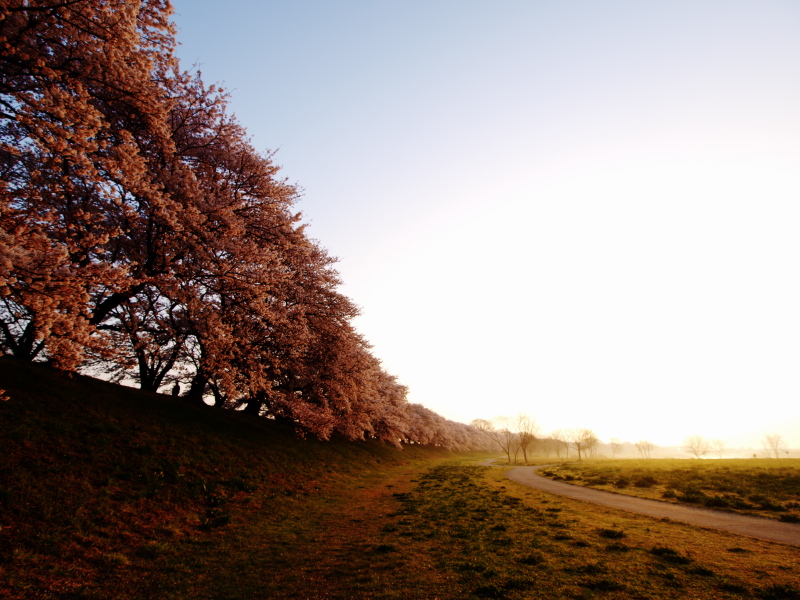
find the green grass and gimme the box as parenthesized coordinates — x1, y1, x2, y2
(540, 459, 800, 521)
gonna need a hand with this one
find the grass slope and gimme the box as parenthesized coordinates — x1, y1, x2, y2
(0, 358, 453, 598)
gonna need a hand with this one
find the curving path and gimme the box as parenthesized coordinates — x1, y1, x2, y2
(505, 465, 800, 547)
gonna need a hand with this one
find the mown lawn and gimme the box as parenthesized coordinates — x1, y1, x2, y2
(539, 459, 800, 522)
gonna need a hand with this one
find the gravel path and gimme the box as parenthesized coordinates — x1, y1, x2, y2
(505, 465, 800, 547)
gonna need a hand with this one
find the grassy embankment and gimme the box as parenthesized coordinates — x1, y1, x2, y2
(0, 357, 458, 598)
(1, 359, 799, 599)
(539, 460, 800, 522)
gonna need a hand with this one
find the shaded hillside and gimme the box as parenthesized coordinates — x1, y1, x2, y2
(0, 358, 452, 597)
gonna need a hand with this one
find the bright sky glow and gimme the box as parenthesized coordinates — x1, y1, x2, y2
(171, 1, 800, 449)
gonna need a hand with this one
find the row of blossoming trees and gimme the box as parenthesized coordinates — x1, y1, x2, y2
(0, 0, 484, 450)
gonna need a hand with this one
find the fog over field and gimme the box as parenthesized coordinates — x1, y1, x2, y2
(172, 1, 800, 448)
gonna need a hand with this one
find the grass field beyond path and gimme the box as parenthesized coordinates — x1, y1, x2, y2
(539, 459, 800, 523)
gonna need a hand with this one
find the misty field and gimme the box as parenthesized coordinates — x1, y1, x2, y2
(541, 459, 800, 522)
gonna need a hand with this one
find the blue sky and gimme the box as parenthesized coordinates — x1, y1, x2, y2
(171, 1, 800, 449)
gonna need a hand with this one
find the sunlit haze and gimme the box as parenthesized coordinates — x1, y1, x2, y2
(171, 1, 800, 449)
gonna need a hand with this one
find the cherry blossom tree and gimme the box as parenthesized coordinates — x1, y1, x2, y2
(0, 0, 176, 368)
(0, 0, 490, 451)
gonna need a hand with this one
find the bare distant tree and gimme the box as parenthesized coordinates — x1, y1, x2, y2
(635, 440, 654, 459)
(683, 435, 711, 459)
(762, 434, 786, 459)
(550, 429, 570, 460)
(536, 437, 550, 458)
(471, 417, 518, 464)
(508, 429, 522, 465)
(711, 439, 726, 459)
(492, 416, 523, 463)
(587, 433, 600, 458)
(568, 428, 598, 461)
(537, 439, 548, 458)
(610, 438, 623, 459)
(515, 413, 541, 464)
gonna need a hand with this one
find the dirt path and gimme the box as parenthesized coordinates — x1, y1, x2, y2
(506, 465, 800, 547)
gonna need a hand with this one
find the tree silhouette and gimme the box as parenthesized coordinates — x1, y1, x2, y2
(515, 413, 540, 464)
(610, 438, 623, 459)
(683, 435, 710, 459)
(568, 428, 598, 461)
(762, 434, 786, 459)
(472, 417, 517, 464)
(635, 440, 654, 459)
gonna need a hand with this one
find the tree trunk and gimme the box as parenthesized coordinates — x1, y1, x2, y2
(186, 373, 208, 405)
(211, 384, 225, 407)
(1, 321, 46, 361)
(243, 396, 262, 416)
(89, 283, 146, 326)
